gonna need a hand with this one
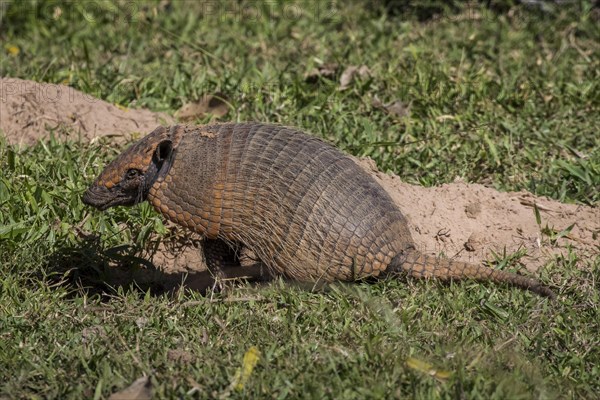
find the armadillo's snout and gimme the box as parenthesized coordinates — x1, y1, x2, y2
(82, 185, 114, 211)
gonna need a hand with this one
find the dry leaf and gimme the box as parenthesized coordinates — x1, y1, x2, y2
(175, 93, 229, 121)
(372, 96, 410, 118)
(304, 63, 339, 83)
(357, 65, 371, 76)
(405, 357, 451, 381)
(5, 44, 20, 56)
(384, 100, 410, 117)
(435, 114, 455, 122)
(108, 376, 153, 400)
(230, 346, 261, 392)
(339, 65, 371, 90)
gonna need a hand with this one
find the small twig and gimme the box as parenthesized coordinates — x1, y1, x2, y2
(494, 336, 517, 352)
(519, 198, 554, 212)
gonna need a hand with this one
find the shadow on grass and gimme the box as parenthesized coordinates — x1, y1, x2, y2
(45, 237, 223, 299)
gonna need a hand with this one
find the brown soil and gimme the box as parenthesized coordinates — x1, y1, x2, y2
(2, 79, 598, 290)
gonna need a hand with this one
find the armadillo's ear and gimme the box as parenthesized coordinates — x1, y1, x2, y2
(154, 140, 173, 162)
(152, 140, 175, 181)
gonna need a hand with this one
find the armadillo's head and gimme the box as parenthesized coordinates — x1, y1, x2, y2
(83, 126, 175, 211)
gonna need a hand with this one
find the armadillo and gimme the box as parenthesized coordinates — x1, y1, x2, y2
(83, 123, 555, 298)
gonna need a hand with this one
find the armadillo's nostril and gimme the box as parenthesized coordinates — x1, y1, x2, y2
(82, 186, 109, 208)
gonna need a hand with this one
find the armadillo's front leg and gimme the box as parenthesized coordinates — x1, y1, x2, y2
(202, 239, 269, 290)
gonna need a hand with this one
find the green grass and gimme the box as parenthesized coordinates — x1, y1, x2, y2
(1, 1, 599, 399)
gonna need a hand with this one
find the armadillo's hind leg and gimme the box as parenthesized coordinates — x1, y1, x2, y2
(388, 249, 556, 299)
(201, 239, 270, 292)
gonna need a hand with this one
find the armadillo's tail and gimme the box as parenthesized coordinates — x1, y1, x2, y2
(389, 250, 556, 299)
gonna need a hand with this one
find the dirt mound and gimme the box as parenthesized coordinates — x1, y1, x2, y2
(3, 79, 598, 287)
(0, 77, 174, 146)
(357, 158, 599, 273)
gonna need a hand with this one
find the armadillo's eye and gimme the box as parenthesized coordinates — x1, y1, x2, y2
(126, 168, 141, 179)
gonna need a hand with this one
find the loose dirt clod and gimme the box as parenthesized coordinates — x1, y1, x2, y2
(465, 202, 482, 219)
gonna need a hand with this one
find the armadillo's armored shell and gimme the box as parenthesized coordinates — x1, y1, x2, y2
(148, 123, 415, 282)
